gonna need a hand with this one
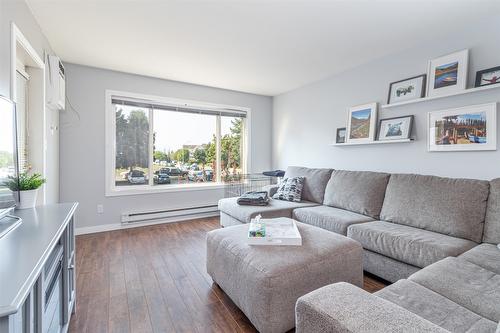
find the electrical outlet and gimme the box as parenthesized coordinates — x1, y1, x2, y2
(97, 204, 104, 214)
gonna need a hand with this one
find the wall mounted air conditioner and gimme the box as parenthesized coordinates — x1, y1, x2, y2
(46, 55, 65, 110)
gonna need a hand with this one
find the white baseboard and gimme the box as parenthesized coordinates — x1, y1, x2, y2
(75, 211, 220, 235)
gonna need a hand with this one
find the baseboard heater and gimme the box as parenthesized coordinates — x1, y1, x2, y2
(121, 204, 219, 224)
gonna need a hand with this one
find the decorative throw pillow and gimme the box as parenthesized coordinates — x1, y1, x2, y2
(272, 177, 305, 202)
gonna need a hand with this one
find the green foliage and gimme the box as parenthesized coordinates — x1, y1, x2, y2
(5, 172, 46, 191)
(153, 150, 169, 162)
(115, 108, 149, 170)
(174, 148, 190, 163)
(193, 148, 207, 166)
(0, 151, 13, 168)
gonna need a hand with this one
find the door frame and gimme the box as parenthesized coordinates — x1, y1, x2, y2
(10, 23, 47, 204)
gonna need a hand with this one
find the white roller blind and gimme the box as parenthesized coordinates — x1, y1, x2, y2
(15, 70, 29, 173)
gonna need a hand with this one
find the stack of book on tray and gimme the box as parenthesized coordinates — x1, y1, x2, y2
(248, 215, 302, 246)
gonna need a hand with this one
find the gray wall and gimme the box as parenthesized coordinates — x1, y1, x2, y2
(0, 1, 54, 96)
(1, 0, 59, 203)
(273, 18, 500, 180)
(61, 63, 272, 230)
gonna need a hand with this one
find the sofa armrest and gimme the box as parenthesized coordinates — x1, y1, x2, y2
(262, 184, 279, 197)
(295, 282, 449, 333)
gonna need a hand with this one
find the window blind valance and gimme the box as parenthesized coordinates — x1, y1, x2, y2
(111, 96, 247, 118)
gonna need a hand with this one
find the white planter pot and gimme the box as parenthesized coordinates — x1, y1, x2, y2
(17, 189, 38, 209)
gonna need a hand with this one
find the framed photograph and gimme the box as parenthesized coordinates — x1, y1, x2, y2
(336, 127, 346, 143)
(387, 75, 426, 104)
(378, 115, 414, 141)
(475, 66, 500, 87)
(427, 49, 468, 97)
(428, 103, 497, 152)
(346, 103, 377, 143)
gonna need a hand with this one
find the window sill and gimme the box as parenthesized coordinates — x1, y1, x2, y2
(105, 182, 226, 197)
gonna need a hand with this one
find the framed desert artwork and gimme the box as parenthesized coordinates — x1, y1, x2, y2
(346, 103, 377, 143)
(427, 49, 468, 97)
(428, 103, 497, 152)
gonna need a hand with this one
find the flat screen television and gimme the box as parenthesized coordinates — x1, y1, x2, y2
(0, 96, 19, 220)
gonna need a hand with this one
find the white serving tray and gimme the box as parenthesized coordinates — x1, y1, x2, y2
(247, 217, 302, 246)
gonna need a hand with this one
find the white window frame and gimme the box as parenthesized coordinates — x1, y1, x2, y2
(105, 90, 251, 196)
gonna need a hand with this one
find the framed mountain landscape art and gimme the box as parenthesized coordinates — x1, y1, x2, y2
(378, 115, 414, 141)
(387, 75, 426, 104)
(427, 49, 468, 97)
(428, 103, 497, 152)
(346, 103, 377, 143)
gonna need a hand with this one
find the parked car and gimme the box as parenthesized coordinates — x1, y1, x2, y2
(127, 170, 146, 184)
(188, 169, 213, 182)
(188, 170, 205, 182)
(154, 170, 171, 184)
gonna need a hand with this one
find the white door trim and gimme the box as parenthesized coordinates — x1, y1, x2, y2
(10, 23, 47, 204)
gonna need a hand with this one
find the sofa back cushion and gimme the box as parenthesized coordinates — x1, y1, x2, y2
(484, 178, 500, 244)
(380, 174, 489, 243)
(323, 170, 390, 218)
(284, 166, 333, 203)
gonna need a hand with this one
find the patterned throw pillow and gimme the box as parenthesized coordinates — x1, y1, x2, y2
(272, 177, 305, 202)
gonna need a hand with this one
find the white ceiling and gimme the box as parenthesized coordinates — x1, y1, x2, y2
(26, 0, 499, 96)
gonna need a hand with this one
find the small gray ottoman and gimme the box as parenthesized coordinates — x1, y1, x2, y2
(206, 220, 363, 333)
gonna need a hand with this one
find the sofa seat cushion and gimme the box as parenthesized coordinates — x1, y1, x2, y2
(484, 178, 500, 244)
(347, 221, 477, 268)
(323, 170, 390, 218)
(218, 197, 318, 224)
(459, 243, 500, 275)
(409, 257, 500, 322)
(380, 173, 489, 243)
(376, 279, 498, 333)
(292, 205, 374, 235)
(283, 166, 333, 203)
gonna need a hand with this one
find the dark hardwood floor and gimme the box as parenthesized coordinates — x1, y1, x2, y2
(69, 217, 387, 333)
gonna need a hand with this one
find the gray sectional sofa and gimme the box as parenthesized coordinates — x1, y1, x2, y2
(218, 166, 500, 332)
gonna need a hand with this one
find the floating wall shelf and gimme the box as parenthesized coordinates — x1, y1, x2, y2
(381, 83, 500, 109)
(330, 138, 414, 146)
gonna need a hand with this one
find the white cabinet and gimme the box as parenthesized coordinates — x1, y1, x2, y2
(0, 204, 77, 333)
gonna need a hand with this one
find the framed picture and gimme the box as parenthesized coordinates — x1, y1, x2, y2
(475, 66, 500, 87)
(346, 102, 377, 143)
(378, 115, 414, 141)
(387, 75, 426, 104)
(428, 103, 497, 152)
(427, 49, 468, 97)
(336, 127, 346, 143)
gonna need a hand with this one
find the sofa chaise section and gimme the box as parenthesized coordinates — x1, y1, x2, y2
(459, 243, 500, 274)
(409, 257, 500, 323)
(376, 279, 498, 333)
(218, 166, 332, 226)
(218, 197, 318, 227)
(295, 282, 448, 333)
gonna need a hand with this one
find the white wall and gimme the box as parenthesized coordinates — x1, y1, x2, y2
(273, 18, 500, 180)
(60, 63, 272, 231)
(0, 0, 59, 203)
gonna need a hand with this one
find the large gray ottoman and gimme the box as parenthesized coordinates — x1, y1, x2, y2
(206, 220, 363, 333)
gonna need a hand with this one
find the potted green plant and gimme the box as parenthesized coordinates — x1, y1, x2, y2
(4, 173, 46, 209)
